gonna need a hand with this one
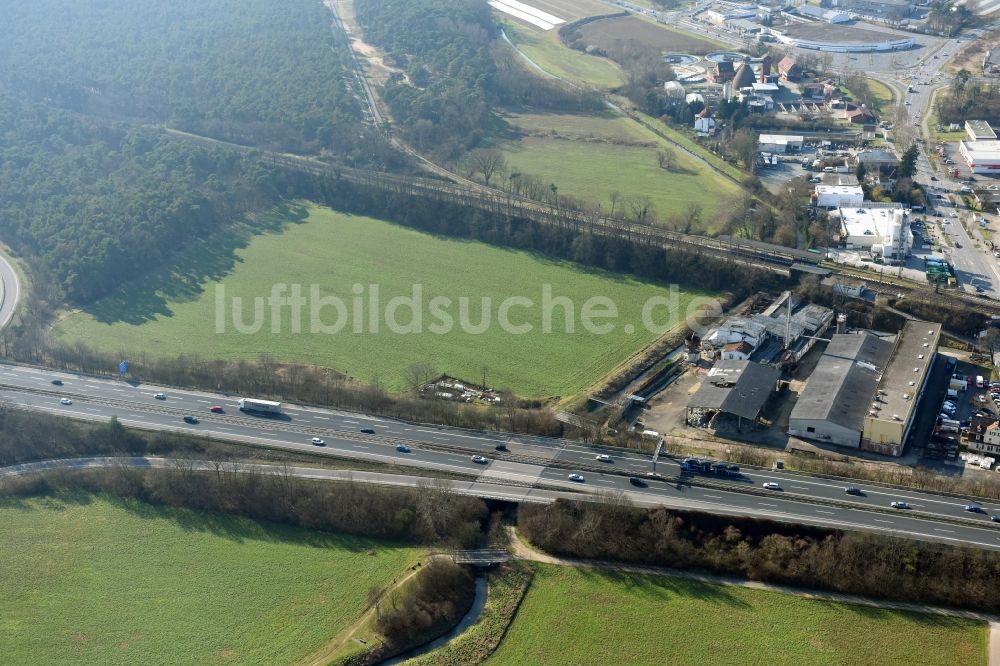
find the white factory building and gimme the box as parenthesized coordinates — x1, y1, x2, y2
(837, 204, 909, 262)
(758, 134, 804, 153)
(959, 140, 1000, 174)
(815, 185, 864, 209)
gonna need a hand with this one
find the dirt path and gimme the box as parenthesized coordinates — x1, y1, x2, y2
(991, 622, 1000, 666)
(508, 528, 1000, 631)
(295, 554, 447, 666)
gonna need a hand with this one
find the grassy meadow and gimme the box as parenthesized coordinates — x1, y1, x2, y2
(485, 565, 988, 666)
(0, 495, 424, 665)
(502, 21, 625, 89)
(55, 204, 701, 397)
(499, 112, 741, 230)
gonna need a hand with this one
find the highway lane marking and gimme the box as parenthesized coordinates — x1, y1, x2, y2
(935, 528, 956, 534)
(315, 416, 330, 420)
(759, 502, 778, 508)
(874, 519, 894, 524)
(790, 486, 809, 490)
(343, 420, 359, 424)
(703, 494, 722, 499)
(816, 510, 835, 515)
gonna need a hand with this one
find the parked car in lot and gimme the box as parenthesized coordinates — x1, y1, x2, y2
(595, 454, 613, 463)
(762, 482, 782, 491)
(471, 455, 488, 464)
(890, 501, 911, 509)
(396, 443, 411, 453)
(310, 437, 325, 446)
(568, 473, 585, 482)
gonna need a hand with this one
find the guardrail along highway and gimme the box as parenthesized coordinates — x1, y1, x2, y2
(2, 363, 999, 550)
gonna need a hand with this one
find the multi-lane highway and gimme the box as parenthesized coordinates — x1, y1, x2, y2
(2, 363, 999, 549)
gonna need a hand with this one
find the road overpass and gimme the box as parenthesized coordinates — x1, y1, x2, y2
(1, 363, 998, 550)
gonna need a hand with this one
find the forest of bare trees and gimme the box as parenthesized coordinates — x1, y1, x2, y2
(519, 498, 1000, 612)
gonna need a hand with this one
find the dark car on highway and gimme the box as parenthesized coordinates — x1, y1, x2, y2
(183, 415, 199, 424)
(51, 379, 63, 386)
(360, 428, 375, 434)
(628, 477, 647, 487)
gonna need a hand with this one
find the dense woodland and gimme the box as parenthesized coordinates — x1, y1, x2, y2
(520, 499, 1000, 613)
(0, 0, 363, 153)
(0, 0, 397, 305)
(0, 98, 282, 302)
(354, 0, 601, 160)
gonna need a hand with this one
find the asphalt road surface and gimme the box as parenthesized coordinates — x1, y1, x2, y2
(0, 252, 20, 330)
(3, 363, 1000, 549)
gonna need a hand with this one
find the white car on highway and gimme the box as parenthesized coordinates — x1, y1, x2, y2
(59, 398, 72, 405)
(310, 437, 325, 446)
(762, 482, 782, 491)
(595, 454, 613, 462)
(568, 473, 585, 482)
(153, 392, 166, 400)
(471, 455, 488, 464)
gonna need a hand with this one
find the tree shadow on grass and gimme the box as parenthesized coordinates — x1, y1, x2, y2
(102, 493, 399, 552)
(83, 202, 311, 326)
(841, 601, 983, 629)
(574, 566, 752, 608)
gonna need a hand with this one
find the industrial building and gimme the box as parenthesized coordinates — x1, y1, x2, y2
(788, 332, 893, 448)
(789, 320, 940, 456)
(815, 185, 864, 209)
(796, 4, 851, 22)
(959, 140, 1000, 174)
(965, 120, 996, 142)
(686, 360, 781, 431)
(823, 0, 912, 20)
(701, 292, 834, 365)
(758, 134, 804, 153)
(836, 204, 909, 262)
(861, 321, 940, 456)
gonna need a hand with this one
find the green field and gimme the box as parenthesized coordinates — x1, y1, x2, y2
(503, 21, 625, 89)
(486, 565, 987, 666)
(56, 204, 700, 397)
(0, 495, 424, 665)
(866, 77, 895, 109)
(500, 112, 740, 230)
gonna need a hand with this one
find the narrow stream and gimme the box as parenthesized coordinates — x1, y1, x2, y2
(381, 575, 489, 665)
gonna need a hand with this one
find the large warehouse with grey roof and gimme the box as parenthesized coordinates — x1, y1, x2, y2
(788, 320, 940, 455)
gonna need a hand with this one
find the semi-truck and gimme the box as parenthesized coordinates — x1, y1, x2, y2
(238, 398, 282, 414)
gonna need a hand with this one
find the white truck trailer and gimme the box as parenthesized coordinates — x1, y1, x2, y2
(238, 398, 282, 414)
